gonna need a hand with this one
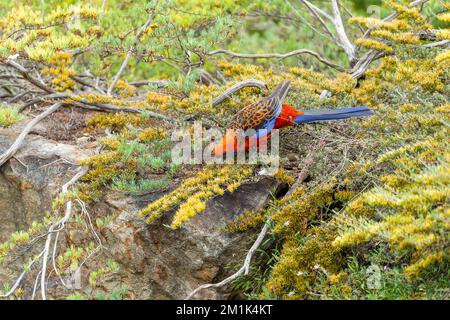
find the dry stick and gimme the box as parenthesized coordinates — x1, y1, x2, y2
(298, 0, 332, 21)
(208, 49, 347, 72)
(0, 102, 63, 167)
(7, 89, 31, 104)
(31, 270, 42, 300)
(17, 94, 177, 123)
(107, 0, 160, 95)
(330, 0, 357, 64)
(295, 0, 432, 78)
(4, 60, 55, 94)
(4, 59, 177, 123)
(185, 222, 270, 300)
(298, 0, 356, 64)
(40, 166, 89, 300)
(129, 79, 169, 88)
(339, 2, 365, 34)
(0, 250, 45, 298)
(74, 100, 178, 123)
(211, 79, 267, 107)
(350, 50, 382, 79)
(292, 0, 335, 41)
(71, 75, 106, 94)
(51, 230, 67, 289)
(185, 147, 321, 300)
(18, 93, 70, 112)
(422, 40, 450, 48)
(17, 92, 175, 122)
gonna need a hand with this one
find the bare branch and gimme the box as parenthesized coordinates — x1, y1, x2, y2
(185, 222, 270, 300)
(107, 0, 160, 95)
(212, 80, 267, 107)
(350, 50, 380, 79)
(0, 250, 45, 298)
(422, 40, 450, 48)
(71, 75, 106, 94)
(299, 0, 333, 22)
(208, 49, 347, 72)
(129, 79, 169, 88)
(6, 66, 173, 122)
(4, 59, 55, 94)
(40, 166, 89, 300)
(72, 99, 178, 123)
(18, 93, 70, 112)
(0, 102, 63, 167)
(330, 0, 357, 64)
(285, 0, 335, 41)
(7, 90, 31, 104)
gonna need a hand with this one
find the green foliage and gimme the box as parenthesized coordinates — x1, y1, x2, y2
(89, 259, 119, 287)
(112, 176, 169, 195)
(0, 104, 24, 126)
(66, 292, 87, 300)
(94, 285, 129, 300)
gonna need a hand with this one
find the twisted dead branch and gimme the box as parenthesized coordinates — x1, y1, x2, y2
(40, 167, 89, 300)
(208, 49, 347, 72)
(2, 60, 177, 123)
(298, 0, 357, 65)
(212, 79, 267, 107)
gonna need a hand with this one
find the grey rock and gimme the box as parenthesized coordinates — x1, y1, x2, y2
(0, 128, 92, 241)
(0, 126, 281, 299)
(102, 177, 280, 299)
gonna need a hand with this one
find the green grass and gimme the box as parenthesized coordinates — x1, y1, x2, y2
(112, 176, 169, 195)
(325, 246, 450, 300)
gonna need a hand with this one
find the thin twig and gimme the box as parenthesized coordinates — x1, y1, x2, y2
(18, 93, 70, 112)
(4, 59, 55, 94)
(0, 250, 45, 298)
(40, 167, 89, 300)
(185, 222, 270, 300)
(284, 0, 334, 41)
(421, 40, 450, 48)
(73, 99, 178, 123)
(208, 49, 347, 72)
(107, 0, 160, 95)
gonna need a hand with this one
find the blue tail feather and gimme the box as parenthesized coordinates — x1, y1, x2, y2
(295, 106, 373, 124)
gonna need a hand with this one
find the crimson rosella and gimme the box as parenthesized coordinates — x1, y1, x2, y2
(213, 80, 373, 157)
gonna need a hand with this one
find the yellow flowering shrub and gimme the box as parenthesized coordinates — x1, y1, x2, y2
(42, 51, 76, 92)
(138, 165, 253, 229)
(260, 9, 449, 297)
